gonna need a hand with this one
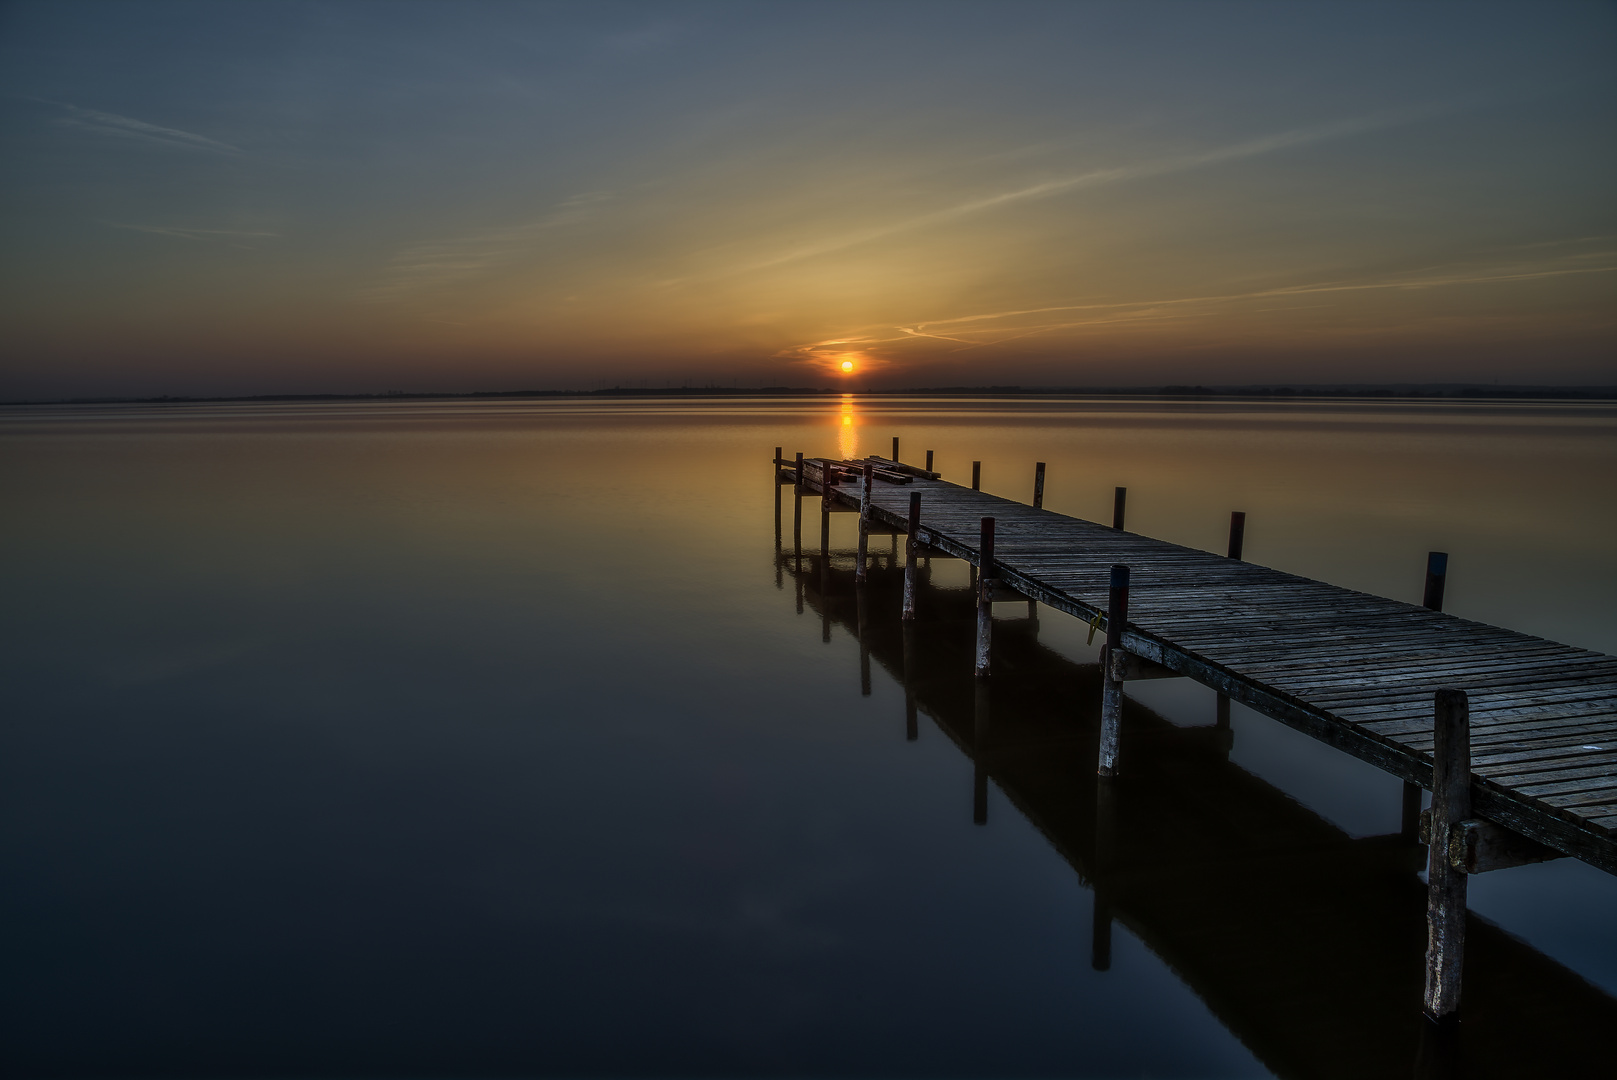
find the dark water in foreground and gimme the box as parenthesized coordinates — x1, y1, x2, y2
(2, 396, 1614, 1078)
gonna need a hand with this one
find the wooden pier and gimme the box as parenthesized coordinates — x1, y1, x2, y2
(776, 449, 1616, 1023)
(778, 553, 1616, 1078)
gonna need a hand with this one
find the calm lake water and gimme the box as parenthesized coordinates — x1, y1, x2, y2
(2, 395, 1614, 1078)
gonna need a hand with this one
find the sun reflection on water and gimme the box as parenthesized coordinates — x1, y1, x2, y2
(837, 395, 859, 460)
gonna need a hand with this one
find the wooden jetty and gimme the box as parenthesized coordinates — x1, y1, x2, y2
(774, 448, 1616, 1023)
(778, 552, 1616, 1079)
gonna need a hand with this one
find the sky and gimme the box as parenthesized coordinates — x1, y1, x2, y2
(1, 0, 1614, 398)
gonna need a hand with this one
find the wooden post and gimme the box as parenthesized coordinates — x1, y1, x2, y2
(1112, 487, 1127, 531)
(892, 435, 900, 462)
(1424, 688, 1470, 1021)
(792, 452, 803, 553)
(925, 449, 934, 473)
(1227, 511, 1246, 560)
(1402, 781, 1425, 842)
(1097, 564, 1129, 776)
(1033, 461, 1046, 510)
(971, 460, 981, 490)
(902, 491, 921, 621)
(1424, 551, 1449, 612)
(975, 517, 995, 678)
(856, 462, 873, 583)
(1406, 551, 1451, 837)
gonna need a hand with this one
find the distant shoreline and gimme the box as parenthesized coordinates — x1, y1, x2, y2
(3, 383, 1616, 407)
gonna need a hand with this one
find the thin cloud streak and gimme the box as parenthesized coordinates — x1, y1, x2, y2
(740, 103, 1457, 276)
(106, 223, 278, 241)
(363, 192, 612, 301)
(41, 99, 242, 154)
(781, 256, 1617, 364)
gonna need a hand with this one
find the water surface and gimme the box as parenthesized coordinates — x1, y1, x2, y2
(2, 396, 1613, 1077)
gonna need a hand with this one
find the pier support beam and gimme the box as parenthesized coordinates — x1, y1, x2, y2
(1097, 564, 1130, 776)
(820, 462, 834, 592)
(902, 492, 921, 621)
(1112, 487, 1127, 531)
(1033, 461, 1046, 510)
(1424, 687, 1470, 1021)
(972, 460, 981, 491)
(974, 517, 996, 678)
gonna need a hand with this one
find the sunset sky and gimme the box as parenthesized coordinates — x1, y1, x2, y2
(1, 0, 1613, 398)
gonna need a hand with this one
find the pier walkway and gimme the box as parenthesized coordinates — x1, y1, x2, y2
(789, 455, 1616, 877)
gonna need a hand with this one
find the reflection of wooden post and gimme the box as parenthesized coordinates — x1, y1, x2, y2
(1098, 564, 1129, 776)
(974, 517, 995, 678)
(902, 492, 921, 621)
(973, 681, 990, 825)
(1112, 486, 1127, 531)
(820, 462, 834, 592)
(1424, 688, 1470, 1021)
(902, 624, 918, 741)
(792, 452, 803, 556)
(774, 446, 783, 554)
(856, 462, 873, 583)
(1033, 461, 1045, 509)
(858, 585, 871, 696)
(1092, 777, 1116, 971)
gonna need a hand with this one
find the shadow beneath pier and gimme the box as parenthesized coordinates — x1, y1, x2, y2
(778, 542, 1616, 1080)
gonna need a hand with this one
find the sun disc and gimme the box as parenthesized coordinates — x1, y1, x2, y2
(840, 359, 855, 372)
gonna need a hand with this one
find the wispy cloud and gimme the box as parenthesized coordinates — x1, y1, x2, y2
(105, 223, 278, 241)
(738, 104, 1456, 276)
(780, 249, 1617, 365)
(362, 192, 612, 301)
(40, 99, 242, 155)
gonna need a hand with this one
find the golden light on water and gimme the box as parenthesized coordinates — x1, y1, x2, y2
(837, 394, 859, 459)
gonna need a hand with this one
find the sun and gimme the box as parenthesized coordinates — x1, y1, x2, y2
(840, 359, 855, 373)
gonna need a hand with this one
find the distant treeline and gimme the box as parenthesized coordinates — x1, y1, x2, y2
(6, 384, 1616, 407)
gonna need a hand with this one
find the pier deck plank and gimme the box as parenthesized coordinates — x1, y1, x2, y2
(800, 457, 1617, 873)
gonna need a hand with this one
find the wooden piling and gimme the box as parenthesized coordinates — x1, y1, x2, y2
(1227, 511, 1246, 560)
(925, 449, 934, 473)
(1098, 564, 1130, 776)
(856, 462, 873, 583)
(902, 491, 921, 621)
(892, 435, 900, 462)
(975, 517, 995, 677)
(1424, 551, 1449, 612)
(820, 461, 833, 591)
(792, 452, 803, 553)
(972, 461, 981, 491)
(1424, 688, 1470, 1021)
(1112, 487, 1127, 531)
(1033, 461, 1046, 510)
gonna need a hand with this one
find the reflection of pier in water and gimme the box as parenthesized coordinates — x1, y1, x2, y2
(776, 541, 1615, 1079)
